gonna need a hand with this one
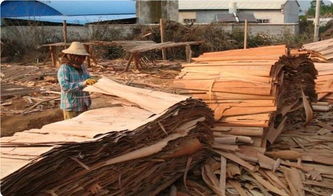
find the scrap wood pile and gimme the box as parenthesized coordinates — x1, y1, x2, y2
(303, 38, 333, 63)
(169, 117, 333, 196)
(0, 77, 214, 195)
(170, 45, 331, 195)
(0, 64, 60, 116)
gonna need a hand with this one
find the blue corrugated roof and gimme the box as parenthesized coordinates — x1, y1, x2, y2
(1, 0, 137, 24)
(5, 14, 136, 24)
(44, 0, 136, 16)
(1, 1, 62, 17)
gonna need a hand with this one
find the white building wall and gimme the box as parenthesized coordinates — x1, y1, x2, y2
(179, 10, 285, 24)
(179, 11, 197, 23)
(283, 0, 299, 23)
(250, 10, 284, 23)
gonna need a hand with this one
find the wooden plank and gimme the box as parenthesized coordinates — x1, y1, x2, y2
(173, 80, 272, 95)
(185, 44, 192, 63)
(218, 113, 271, 122)
(208, 100, 275, 106)
(182, 61, 276, 67)
(212, 143, 239, 151)
(219, 156, 227, 196)
(182, 66, 272, 77)
(228, 180, 247, 196)
(217, 113, 270, 127)
(193, 55, 281, 62)
(284, 168, 305, 196)
(160, 18, 166, 60)
(50, 46, 57, 67)
(85, 77, 188, 114)
(212, 126, 264, 136)
(214, 150, 256, 171)
(244, 19, 248, 49)
(249, 171, 289, 196)
(210, 105, 276, 117)
(199, 45, 286, 57)
(178, 72, 272, 83)
(192, 92, 275, 100)
(129, 41, 202, 53)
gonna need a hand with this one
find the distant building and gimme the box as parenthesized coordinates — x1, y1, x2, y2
(307, 17, 333, 27)
(136, 0, 178, 24)
(179, 0, 300, 24)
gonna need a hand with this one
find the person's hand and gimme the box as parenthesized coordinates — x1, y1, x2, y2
(84, 78, 97, 86)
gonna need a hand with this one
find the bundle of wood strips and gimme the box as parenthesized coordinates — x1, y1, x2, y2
(303, 38, 333, 62)
(173, 45, 316, 146)
(170, 45, 333, 196)
(0, 78, 214, 195)
(313, 63, 333, 106)
(302, 38, 333, 108)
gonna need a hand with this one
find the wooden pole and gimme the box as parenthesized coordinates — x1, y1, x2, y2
(50, 46, 57, 67)
(313, 0, 321, 41)
(185, 45, 192, 63)
(244, 19, 248, 49)
(160, 18, 166, 60)
(124, 54, 134, 71)
(63, 20, 68, 45)
(84, 45, 91, 67)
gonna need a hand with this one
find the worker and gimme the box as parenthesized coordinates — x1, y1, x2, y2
(57, 41, 97, 120)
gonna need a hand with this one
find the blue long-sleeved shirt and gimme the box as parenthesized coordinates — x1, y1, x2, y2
(57, 64, 91, 111)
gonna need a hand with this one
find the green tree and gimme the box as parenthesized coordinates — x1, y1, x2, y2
(307, 1, 333, 17)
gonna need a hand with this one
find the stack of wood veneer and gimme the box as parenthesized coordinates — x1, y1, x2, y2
(314, 63, 333, 105)
(312, 63, 333, 111)
(173, 44, 317, 153)
(170, 45, 332, 196)
(303, 38, 333, 62)
(302, 39, 333, 109)
(0, 78, 214, 195)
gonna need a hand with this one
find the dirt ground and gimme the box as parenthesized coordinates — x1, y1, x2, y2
(0, 59, 182, 137)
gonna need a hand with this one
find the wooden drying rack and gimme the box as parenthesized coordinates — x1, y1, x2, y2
(40, 40, 202, 71)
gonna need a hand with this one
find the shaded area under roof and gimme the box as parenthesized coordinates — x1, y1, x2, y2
(4, 14, 136, 25)
(216, 13, 236, 22)
(216, 13, 257, 23)
(237, 13, 257, 22)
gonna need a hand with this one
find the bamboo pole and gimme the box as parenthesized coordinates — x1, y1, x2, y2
(160, 18, 166, 60)
(244, 19, 248, 49)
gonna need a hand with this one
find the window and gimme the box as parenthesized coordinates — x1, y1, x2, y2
(257, 19, 270, 23)
(183, 18, 196, 24)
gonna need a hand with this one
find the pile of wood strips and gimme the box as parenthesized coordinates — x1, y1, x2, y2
(0, 78, 214, 195)
(170, 45, 329, 195)
(302, 38, 333, 109)
(173, 45, 316, 146)
(313, 62, 333, 106)
(303, 38, 333, 62)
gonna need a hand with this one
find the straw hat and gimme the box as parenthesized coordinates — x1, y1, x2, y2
(62, 42, 89, 56)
